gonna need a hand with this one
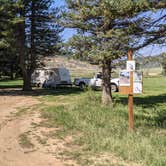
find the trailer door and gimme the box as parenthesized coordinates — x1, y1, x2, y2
(58, 68, 71, 83)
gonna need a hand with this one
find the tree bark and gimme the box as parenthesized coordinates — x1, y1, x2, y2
(22, 69, 32, 91)
(10, 63, 14, 80)
(101, 59, 113, 105)
(17, 6, 32, 91)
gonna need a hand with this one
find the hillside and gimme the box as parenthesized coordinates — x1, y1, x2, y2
(44, 56, 99, 78)
(43, 55, 164, 78)
(135, 55, 163, 76)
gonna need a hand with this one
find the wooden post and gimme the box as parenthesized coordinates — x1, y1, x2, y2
(128, 49, 134, 131)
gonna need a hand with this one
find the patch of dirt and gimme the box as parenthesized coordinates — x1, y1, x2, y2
(0, 92, 64, 166)
(0, 94, 38, 129)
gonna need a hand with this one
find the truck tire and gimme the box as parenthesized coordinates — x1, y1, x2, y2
(79, 82, 86, 90)
(111, 83, 118, 92)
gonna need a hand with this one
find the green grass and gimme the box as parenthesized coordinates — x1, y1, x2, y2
(0, 79, 23, 88)
(39, 77, 166, 166)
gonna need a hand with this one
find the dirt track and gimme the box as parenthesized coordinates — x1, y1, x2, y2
(0, 90, 63, 166)
(0, 89, 142, 166)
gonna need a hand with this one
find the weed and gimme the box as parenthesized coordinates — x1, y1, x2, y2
(19, 132, 34, 149)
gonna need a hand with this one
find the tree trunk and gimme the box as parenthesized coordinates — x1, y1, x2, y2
(22, 69, 32, 91)
(10, 63, 14, 80)
(101, 59, 113, 105)
(17, 6, 32, 91)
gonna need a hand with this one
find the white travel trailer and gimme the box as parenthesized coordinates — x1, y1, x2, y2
(31, 68, 47, 87)
(31, 68, 72, 88)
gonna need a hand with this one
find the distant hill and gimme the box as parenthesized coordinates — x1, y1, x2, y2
(135, 56, 162, 68)
(43, 56, 99, 78)
(135, 55, 163, 76)
(43, 54, 165, 78)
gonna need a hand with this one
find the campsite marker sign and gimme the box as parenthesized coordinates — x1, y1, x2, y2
(119, 50, 143, 131)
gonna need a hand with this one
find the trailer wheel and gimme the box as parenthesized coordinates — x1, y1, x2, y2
(79, 82, 86, 90)
(37, 83, 41, 87)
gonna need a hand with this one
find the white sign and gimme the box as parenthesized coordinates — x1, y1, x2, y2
(133, 71, 143, 94)
(134, 71, 142, 82)
(127, 61, 135, 71)
(119, 70, 130, 86)
(133, 82, 142, 93)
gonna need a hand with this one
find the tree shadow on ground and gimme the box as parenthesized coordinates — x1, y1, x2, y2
(0, 86, 82, 97)
(118, 94, 166, 129)
(118, 93, 166, 108)
(0, 85, 23, 89)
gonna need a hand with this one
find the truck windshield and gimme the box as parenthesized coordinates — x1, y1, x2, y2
(96, 74, 102, 79)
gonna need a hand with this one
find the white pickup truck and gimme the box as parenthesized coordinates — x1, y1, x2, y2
(74, 73, 119, 92)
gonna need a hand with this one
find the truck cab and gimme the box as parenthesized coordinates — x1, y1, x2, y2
(74, 72, 119, 92)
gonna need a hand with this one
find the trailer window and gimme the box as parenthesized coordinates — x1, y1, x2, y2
(50, 72, 53, 76)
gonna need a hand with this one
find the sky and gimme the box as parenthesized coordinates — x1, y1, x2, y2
(54, 0, 166, 56)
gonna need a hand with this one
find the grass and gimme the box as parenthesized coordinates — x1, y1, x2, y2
(143, 67, 162, 76)
(0, 79, 23, 88)
(39, 77, 166, 166)
(0, 76, 165, 165)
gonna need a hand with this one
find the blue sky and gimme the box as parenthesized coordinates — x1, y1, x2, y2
(54, 0, 166, 56)
(54, 0, 78, 40)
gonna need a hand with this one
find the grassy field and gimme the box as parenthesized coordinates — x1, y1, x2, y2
(37, 76, 166, 166)
(0, 76, 165, 165)
(143, 67, 163, 76)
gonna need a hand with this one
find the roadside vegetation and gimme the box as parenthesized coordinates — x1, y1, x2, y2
(36, 76, 166, 166)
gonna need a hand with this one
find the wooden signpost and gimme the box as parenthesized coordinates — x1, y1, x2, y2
(119, 49, 143, 131)
(127, 50, 134, 131)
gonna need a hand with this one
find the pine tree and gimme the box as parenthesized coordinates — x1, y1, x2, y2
(15, 0, 63, 90)
(0, 0, 20, 79)
(0, 0, 12, 49)
(65, 34, 92, 61)
(62, 0, 166, 105)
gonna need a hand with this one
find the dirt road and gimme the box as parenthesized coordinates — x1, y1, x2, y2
(0, 90, 63, 166)
(0, 89, 141, 166)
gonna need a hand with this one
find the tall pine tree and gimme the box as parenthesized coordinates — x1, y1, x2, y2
(16, 0, 63, 90)
(62, 0, 166, 105)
